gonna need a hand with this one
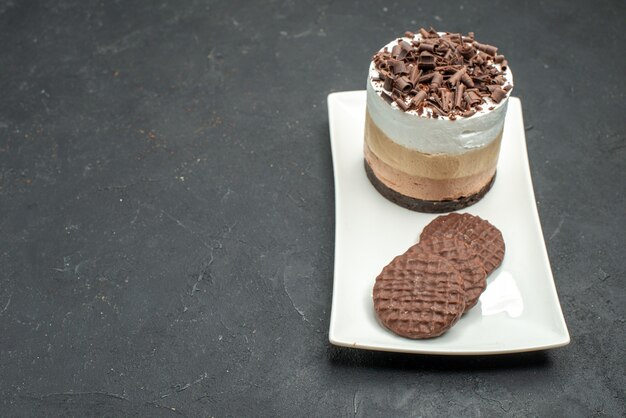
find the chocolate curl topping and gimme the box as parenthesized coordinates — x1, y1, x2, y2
(371, 28, 511, 118)
(491, 87, 507, 103)
(458, 43, 475, 59)
(439, 89, 454, 112)
(461, 73, 475, 88)
(474, 42, 498, 56)
(455, 83, 466, 109)
(411, 90, 428, 107)
(391, 44, 402, 58)
(427, 27, 440, 38)
(395, 97, 409, 110)
(390, 60, 408, 75)
(418, 51, 435, 70)
(409, 65, 421, 85)
(418, 42, 437, 53)
(464, 89, 482, 106)
(445, 33, 462, 45)
(400, 40, 413, 51)
(395, 76, 413, 93)
(381, 92, 393, 104)
(448, 67, 466, 86)
(383, 75, 393, 91)
(430, 72, 443, 90)
(418, 72, 435, 83)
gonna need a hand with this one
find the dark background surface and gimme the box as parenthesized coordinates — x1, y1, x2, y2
(1, 0, 625, 416)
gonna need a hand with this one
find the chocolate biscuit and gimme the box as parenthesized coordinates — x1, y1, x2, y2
(415, 233, 487, 311)
(373, 247, 466, 339)
(420, 213, 505, 275)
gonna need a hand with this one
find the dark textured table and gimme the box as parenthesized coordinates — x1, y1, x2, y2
(1, 1, 625, 416)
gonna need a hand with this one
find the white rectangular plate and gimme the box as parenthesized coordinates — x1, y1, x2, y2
(327, 91, 570, 355)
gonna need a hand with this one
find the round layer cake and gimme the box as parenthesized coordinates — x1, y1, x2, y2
(364, 28, 513, 212)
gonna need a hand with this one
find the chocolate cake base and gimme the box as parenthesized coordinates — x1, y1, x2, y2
(364, 160, 496, 213)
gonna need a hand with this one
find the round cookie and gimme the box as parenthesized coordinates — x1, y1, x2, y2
(415, 233, 487, 311)
(420, 213, 505, 275)
(373, 247, 466, 339)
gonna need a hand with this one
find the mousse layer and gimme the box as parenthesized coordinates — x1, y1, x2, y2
(364, 142, 497, 201)
(364, 112, 502, 180)
(364, 160, 496, 213)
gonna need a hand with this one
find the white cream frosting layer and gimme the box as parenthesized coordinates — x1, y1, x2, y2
(366, 35, 513, 155)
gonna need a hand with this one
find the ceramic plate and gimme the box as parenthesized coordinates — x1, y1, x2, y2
(327, 91, 570, 355)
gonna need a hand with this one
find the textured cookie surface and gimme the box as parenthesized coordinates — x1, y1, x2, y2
(420, 213, 505, 275)
(416, 233, 487, 311)
(373, 247, 466, 339)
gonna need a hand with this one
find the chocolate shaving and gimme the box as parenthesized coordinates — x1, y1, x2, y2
(411, 90, 428, 107)
(455, 84, 466, 109)
(395, 98, 409, 110)
(429, 101, 445, 117)
(458, 44, 475, 59)
(371, 28, 512, 118)
(381, 92, 394, 104)
(395, 76, 413, 93)
(439, 89, 454, 112)
(448, 67, 466, 86)
(461, 73, 475, 88)
(383, 76, 393, 91)
(409, 66, 421, 85)
(391, 44, 402, 58)
(418, 42, 437, 53)
(474, 42, 498, 56)
(390, 60, 408, 75)
(490, 87, 507, 103)
(418, 72, 435, 83)
(464, 90, 482, 106)
(427, 28, 440, 38)
(418, 51, 436, 70)
(430, 72, 443, 90)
